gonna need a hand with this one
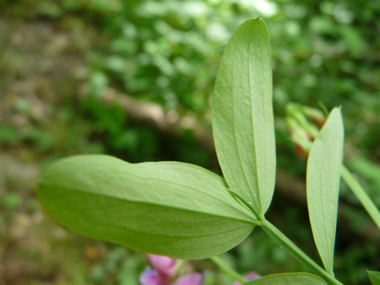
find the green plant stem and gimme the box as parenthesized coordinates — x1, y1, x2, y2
(261, 219, 343, 285)
(341, 165, 380, 230)
(210, 256, 247, 283)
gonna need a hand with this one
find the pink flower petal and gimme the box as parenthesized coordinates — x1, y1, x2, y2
(171, 273, 203, 285)
(140, 268, 164, 285)
(232, 272, 261, 285)
(244, 272, 261, 280)
(148, 254, 178, 277)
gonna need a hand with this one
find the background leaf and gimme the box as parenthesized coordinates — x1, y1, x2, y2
(244, 272, 327, 285)
(306, 108, 344, 273)
(38, 155, 256, 259)
(213, 18, 276, 215)
(368, 270, 380, 285)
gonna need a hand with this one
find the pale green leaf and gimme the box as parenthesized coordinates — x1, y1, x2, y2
(306, 108, 344, 274)
(38, 155, 257, 259)
(368, 270, 380, 285)
(213, 17, 276, 215)
(244, 272, 328, 285)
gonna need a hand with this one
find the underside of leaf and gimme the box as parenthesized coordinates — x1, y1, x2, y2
(244, 272, 328, 285)
(213, 17, 276, 215)
(307, 108, 344, 273)
(38, 155, 257, 259)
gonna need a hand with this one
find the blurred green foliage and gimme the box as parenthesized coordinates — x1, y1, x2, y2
(1, 0, 380, 284)
(2, 0, 380, 163)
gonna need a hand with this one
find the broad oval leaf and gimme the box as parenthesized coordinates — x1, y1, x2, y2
(38, 155, 257, 259)
(368, 270, 380, 285)
(244, 272, 327, 285)
(213, 17, 276, 215)
(306, 108, 344, 274)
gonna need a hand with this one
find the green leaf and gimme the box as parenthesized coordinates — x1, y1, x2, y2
(368, 270, 380, 285)
(306, 108, 344, 274)
(244, 272, 328, 285)
(213, 17, 276, 215)
(341, 162, 380, 230)
(38, 155, 257, 259)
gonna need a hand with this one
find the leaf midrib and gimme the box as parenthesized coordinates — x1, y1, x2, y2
(39, 182, 257, 224)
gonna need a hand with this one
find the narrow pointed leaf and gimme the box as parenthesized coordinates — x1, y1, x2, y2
(244, 273, 327, 285)
(38, 155, 256, 259)
(367, 270, 380, 285)
(213, 17, 276, 215)
(341, 164, 380, 230)
(306, 108, 344, 273)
